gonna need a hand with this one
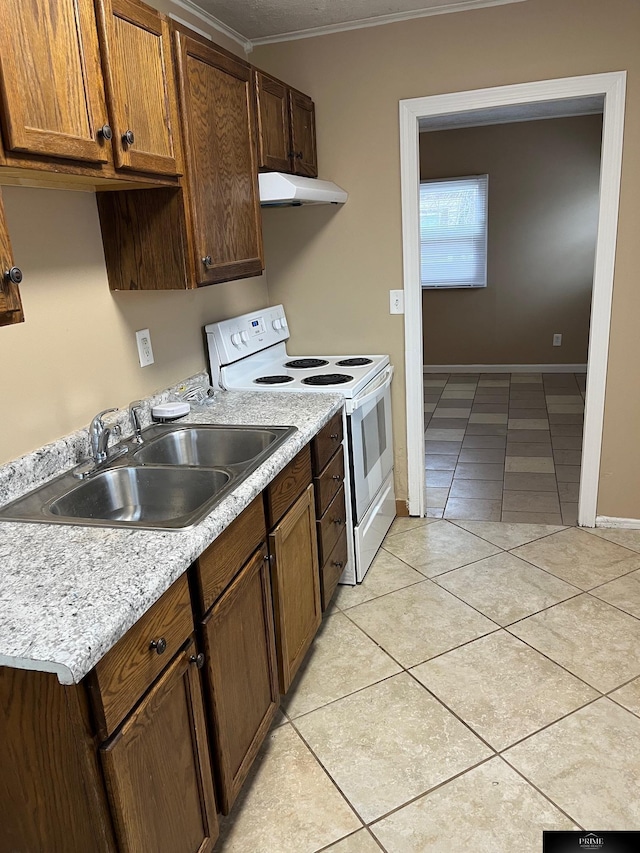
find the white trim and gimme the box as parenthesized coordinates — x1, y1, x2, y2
(250, 0, 527, 46)
(595, 516, 640, 530)
(169, 1, 253, 52)
(400, 72, 627, 524)
(423, 363, 587, 373)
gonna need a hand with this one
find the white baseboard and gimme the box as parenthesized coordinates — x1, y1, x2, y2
(595, 515, 640, 529)
(423, 364, 587, 373)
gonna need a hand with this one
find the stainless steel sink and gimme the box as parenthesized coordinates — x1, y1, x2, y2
(133, 425, 288, 467)
(0, 422, 297, 530)
(49, 466, 231, 527)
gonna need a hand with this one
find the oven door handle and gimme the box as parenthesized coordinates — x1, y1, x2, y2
(351, 365, 394, 412)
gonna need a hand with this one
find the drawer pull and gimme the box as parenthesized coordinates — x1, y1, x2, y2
(149, 637, 167, 655)
(332, 560, 344, 569)
(189, 652, 205, 669)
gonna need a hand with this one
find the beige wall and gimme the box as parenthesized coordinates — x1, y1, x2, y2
(0, 2, 267, 465)
(254, 0, 640, 518)
(420, 115, 602, 365)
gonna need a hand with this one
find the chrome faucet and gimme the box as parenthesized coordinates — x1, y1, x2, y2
(129, 400, 145, 444)
(74, 408, 128, 479)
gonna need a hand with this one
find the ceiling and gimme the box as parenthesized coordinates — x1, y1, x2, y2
(180, 0, 528, 46)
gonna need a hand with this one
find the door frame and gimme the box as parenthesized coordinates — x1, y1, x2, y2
(400, 72, 626, 525)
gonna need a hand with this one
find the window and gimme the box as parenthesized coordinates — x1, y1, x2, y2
(420, 174, 488, 289)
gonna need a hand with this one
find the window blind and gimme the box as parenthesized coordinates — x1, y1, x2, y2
(420, 174, 488, 289)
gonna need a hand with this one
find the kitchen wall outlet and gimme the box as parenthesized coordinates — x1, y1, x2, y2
(390, 289, 404, 314)
(135, 329, 154, 367)
(553, 333, 562, 347)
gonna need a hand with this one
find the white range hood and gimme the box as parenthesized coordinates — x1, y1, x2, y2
(258, 172, 348, 207)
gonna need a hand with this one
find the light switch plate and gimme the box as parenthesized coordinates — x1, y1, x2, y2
(390, 289, 404, 314)
(135, 328, 154, 367)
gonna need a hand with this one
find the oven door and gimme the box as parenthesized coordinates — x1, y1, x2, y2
(348, 366, 394, 523)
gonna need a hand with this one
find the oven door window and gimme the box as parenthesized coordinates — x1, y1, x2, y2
(362, 398, 387, 478)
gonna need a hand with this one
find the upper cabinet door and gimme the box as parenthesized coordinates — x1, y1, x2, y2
(174, 31, 263, 286)
(0, 0, 111, 163)
(96, 0, 182, 176)
(0, 189, 24, 327)
(289, 90, 318, 178)
(254, 71, 291, 173)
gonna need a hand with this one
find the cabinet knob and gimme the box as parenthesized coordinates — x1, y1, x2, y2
(122, 129, 135, 146)
(330, 433, 340, 441)
(5, 266, 22, 285)
(98, 124, 112, 141)
(297, 151, 304, 159)
(189, 652, 205, 669)
(149, 637, 167, 655)
(202, 255, 213, 269)
(332, 560, 344, 568)
(331, 475, 341, 481)
(332, 517, 343, 526)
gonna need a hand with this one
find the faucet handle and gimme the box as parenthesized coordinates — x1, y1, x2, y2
(129, 400, 145, 443)
(92, 407, 119, 427)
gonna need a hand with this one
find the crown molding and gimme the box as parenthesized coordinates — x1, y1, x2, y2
(249, 0, 527, 46)
(169, 0, 253, 52)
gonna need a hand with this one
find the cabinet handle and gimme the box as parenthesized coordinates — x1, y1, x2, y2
(332, 560, 344, 568)
(189, 652, 205, 669)
(202, 255, 213, 269)
(122, 129, 135, 146)
(296, 151, 303, 159)
(330, 433, 340, 441)
(5, 266, 22, 285)
(331, 475, 341, 481)
(98, 124, 112, 141)
(332, 517, 343, 526)
(149, 637, 167, 655)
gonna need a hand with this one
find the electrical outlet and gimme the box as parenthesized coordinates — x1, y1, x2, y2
(553, 333, 562, 347)
(135, 328, 154, 367)
(390, 289, 404, 314)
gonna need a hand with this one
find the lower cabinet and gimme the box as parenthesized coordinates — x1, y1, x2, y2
(268, 483, 321, 694)
(200, 545, 279, 814)
(100, 638, 219, 853)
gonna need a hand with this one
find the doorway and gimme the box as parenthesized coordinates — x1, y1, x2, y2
(400, 73, 626, 525)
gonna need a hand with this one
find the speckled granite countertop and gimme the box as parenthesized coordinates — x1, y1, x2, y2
(0, 385, 343, 685)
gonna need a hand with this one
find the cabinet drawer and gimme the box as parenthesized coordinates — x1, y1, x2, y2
(265, 445, 312, 528)
(317, 486, 346, 566)
(196, 496, 266, 613)
(312, 411, 343, 474)
(314, 445, 344, 518)
(88, 574, 193, 738)
(320, 527, 347, 610)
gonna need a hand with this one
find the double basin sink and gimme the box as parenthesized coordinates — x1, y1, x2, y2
(0, 424, 297, 530)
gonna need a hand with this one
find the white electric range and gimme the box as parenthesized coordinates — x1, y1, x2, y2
(205, 305, 396, 583)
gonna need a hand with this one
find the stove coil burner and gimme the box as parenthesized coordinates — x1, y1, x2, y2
(254, 375, 295, 385)
(336, 357, 373, 367)
(302, 374, 353, 386)
(285, 358, 329, 369)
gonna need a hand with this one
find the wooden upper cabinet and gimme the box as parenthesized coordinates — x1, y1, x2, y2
(95, 0, 182, 176)
(173, 29, 263, 286)
(0, 0, 111, 164)
(0, 189, 24, 327)
(289, 89, 318, 178)
(254, 70, 291, 172)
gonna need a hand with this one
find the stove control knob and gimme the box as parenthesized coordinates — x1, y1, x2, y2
(240, 331, 249, 344)
(231, 332, 242, 347)
(272, 318, 282, 331)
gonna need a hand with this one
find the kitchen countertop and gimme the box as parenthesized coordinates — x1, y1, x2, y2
(0, 389, 343, 685)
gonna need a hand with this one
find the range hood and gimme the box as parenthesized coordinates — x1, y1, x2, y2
(258, 172, 348, 207)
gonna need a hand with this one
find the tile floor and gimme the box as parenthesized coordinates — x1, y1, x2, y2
(423, 371, 586, 524)
(217, 518, 640, 852)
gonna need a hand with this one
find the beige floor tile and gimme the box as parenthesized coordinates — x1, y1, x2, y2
(382, 520, 501, 577)
(555, 464, 580, 482)
(462, 435, 507, 449)
(609, 677, 640, 717)
(502, 491, 560, 514)
(504, 698, 640, 830)
(512, 374, 543, 382)
(217, 724, 360, 853)
(511, 527, 640, 590)
(335, 549, 425, 610)
(586, 526, 640, 553)
(465, 423, 508, 436)
(424, 428, 466, 442)
(505, 442, 553, 457)
(504, 472, 558, 492)
(425, 469, 454, 488)
(386, 517, 437, 537)
(469, 413, 508, 424)
(346, 581, 496, 667)
(432, 407, 471, 418)
(441, 389, 475, 399)
(458, 448, 506, 463)
(505, 456, 555, 473)
(323, 830, 382, 853)
(552, 448, 582, 465)
(423, 401, 437, 413)
(435, 552, 580, 626)
(423, 379, 447, 387)
(451, 520, 566, 549)
(544, 395, 584, 404)
(560, 502, 578, 526)
(425, 486, 449, 508)
(546, 404, 584, 413)
(282, 613, 401, 719)
(551, 435, 582, 450)
(425, 454, 458, 470)
(557, 481, 579, 501)
(509, 594, 640, 692)
(412, 632, 596, 750)
(271, 707, 289, 728)
(371, 758, 575, 853)
(507, 430, 551, 443)
(508, 419, 550, 430)
(454, 462, 504, 480)
(591, 569, 640, 619)
(449, 479, 503, 499)
(443, 498, 502, 521)
(426, 508, 444, 518)
(501, 510, 564, 524)
(295, 673, 491, 823)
